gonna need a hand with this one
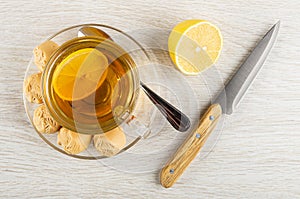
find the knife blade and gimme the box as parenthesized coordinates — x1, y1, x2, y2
(160, 21, 280, 188)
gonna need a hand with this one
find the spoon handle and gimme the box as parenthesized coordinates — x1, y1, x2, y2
(140, 82, 190, 132)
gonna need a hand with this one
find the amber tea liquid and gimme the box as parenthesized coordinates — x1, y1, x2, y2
(44, 37, 138, 134)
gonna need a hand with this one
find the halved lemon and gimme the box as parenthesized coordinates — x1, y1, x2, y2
(168, 20, 223, 75)
(53, 48, 108, 101)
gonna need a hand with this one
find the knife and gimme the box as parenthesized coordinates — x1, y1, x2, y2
(160, 21, 280, 188)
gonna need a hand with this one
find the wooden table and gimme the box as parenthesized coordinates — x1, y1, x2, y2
(1, 0, 299, 198)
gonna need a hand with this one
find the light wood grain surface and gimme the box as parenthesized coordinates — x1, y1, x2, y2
(1, 0, 300, 198)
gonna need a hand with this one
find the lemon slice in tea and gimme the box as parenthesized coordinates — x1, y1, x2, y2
(53, 48, 108, 101)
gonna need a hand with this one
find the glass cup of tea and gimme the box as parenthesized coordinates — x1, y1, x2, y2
(42, 36, 140, 135)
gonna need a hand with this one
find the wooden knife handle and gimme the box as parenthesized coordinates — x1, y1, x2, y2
(160, 104, 222, 188)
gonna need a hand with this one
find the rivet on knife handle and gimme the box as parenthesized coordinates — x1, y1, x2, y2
(160, 104, 222, 188)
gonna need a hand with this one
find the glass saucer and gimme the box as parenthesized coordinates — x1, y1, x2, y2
(23, 24, 159, 159)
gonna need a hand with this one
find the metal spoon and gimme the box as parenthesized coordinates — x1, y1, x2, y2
(78, 27, 191, 132)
